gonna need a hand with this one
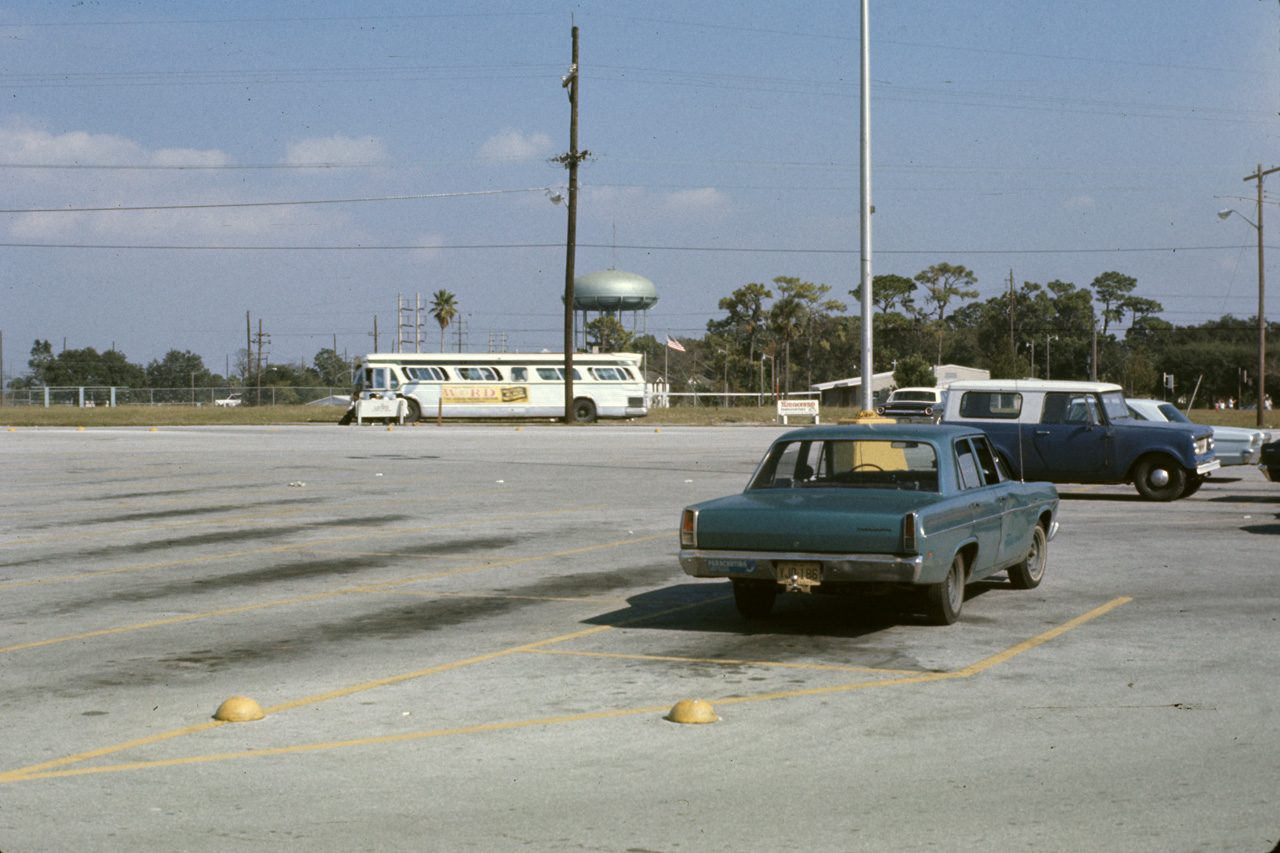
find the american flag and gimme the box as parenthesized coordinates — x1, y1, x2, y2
(665, 335, 687, 353)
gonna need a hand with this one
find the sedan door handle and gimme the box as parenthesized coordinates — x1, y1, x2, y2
(1034, 429, 1050, 435)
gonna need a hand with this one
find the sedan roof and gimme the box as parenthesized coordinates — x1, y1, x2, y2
(777, 423, 979, 444)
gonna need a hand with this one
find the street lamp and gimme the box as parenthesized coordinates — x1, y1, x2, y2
(1219, 204, 1268, 426)
(1046, 335, 1058, 381)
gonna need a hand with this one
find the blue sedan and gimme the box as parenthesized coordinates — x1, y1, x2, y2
(679, 424, 1059, 624)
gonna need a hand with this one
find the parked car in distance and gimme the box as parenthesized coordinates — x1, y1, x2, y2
(678, 424, 1059, 625)
(1260, 439, 1280, 482)
(941, 379, 1218, 501)
(876, 386, 946, 421)
(214, 393, 242, 407)
(1126, 398, 1265, 467)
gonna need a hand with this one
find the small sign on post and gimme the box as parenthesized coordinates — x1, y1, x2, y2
(777, 399, 820, 425)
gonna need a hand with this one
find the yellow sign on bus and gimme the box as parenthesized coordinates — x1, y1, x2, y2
(442, 385, 530, 404)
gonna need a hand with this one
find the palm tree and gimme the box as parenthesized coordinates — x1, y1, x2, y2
(429, 290, 458, 352)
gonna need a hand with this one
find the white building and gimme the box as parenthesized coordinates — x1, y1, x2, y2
(810, 364, 990, 408)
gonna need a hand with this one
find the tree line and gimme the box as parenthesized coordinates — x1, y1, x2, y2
(9, 269, 1275, 409)
(627, 265, 1276, 408)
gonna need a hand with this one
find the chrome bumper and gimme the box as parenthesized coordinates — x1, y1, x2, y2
(1196, 459, 1221, 476)
(679, 549, 925, 585)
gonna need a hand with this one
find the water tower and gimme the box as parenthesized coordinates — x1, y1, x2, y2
(567, 269, 659, 350)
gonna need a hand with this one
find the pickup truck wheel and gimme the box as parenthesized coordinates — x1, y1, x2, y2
(1007, 524, 1047, 590)
(732, 579, 777, 619)
(1133, 456, 1187, 501)
(1180, 475, 1204, 498)
(924, 553, 966, 625)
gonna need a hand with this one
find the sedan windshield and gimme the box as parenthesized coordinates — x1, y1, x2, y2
(749, 439, 939, 492)
(1156, 402, 1193, 424)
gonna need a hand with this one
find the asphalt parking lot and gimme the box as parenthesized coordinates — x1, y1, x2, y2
(2, 423, 1278, 852)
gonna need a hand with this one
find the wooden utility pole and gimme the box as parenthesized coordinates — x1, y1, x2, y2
(252, 319, 270, 406)
(558, 26, 589, 423)
(1243, 164, 1277, 427)
(1008, 269, 1016, 355)
(245, 311, 252, 386)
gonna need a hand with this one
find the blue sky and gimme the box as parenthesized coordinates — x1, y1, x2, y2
(2, 1, 1279, 375)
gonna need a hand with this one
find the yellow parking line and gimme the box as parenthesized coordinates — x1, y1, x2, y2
(526, 648, 922, 675)
(953, 595, 1132, 677)
(0, 596, 1131, 783)
(384, 590, 633, 605)
(0, 531, 673, 654)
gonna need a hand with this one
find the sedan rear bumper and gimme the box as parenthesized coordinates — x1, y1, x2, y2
(679, 549, 925, 585)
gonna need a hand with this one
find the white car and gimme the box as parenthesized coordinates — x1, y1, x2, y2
(215, 393, 243, 408)
(876, 387, 946, 421)
(1126, 398, 1265, 466)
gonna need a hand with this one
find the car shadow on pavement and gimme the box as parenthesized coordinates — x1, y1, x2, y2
(1208, 494, 1280, 504)
(584, 581, 999, 639)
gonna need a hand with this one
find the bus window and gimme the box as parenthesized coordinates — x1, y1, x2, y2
(511, 367, 527, 381)
(368, 367, 396, 391)
(536, 367, 581, 381)
(590, 367, 626, 380)
(406, 366, 447, 381)
(457, 367, 501, 381)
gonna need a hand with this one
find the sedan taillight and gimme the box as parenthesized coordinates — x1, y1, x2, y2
(680, 509, 698, 548)
(903, 511, 918, 554)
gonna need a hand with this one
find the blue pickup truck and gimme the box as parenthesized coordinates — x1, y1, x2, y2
(940, 380, 1218, 501)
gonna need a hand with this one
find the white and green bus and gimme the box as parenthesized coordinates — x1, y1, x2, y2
(349, 352, 648, 423)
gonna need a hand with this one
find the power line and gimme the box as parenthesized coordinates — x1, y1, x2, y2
(0, 187, 550, 214)
(0, 241, 1268, 254)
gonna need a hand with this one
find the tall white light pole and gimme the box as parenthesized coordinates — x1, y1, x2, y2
(858, 0, 874, 412)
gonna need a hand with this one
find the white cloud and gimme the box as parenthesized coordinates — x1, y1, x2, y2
(0, 121, 146, 164)
(663, 187, 731, 219)
(0, 118, 227, 167)
(411, 233, 446, 262)
(478, 130, 554, 163)
(284, 135, 388, 165)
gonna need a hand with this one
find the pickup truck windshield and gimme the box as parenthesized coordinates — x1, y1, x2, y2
(1100, 390, 1131, 422)
(750, 439, 939, 492)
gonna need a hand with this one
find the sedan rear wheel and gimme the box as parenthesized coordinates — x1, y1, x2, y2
(732, 579, 777, 619)
(924, 553, 966, 625)
(1007, 524, 1047, 590)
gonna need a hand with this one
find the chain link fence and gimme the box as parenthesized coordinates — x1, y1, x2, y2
(1, 387, 353, 407)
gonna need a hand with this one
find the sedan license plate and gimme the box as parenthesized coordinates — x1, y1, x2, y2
(775, 560, 821, 588)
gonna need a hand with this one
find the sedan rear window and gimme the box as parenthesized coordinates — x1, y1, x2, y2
(749, 439, 939, 492)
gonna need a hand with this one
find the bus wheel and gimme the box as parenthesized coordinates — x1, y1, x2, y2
(572, 398, 597, 423)
(402, 399, 421, 424)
